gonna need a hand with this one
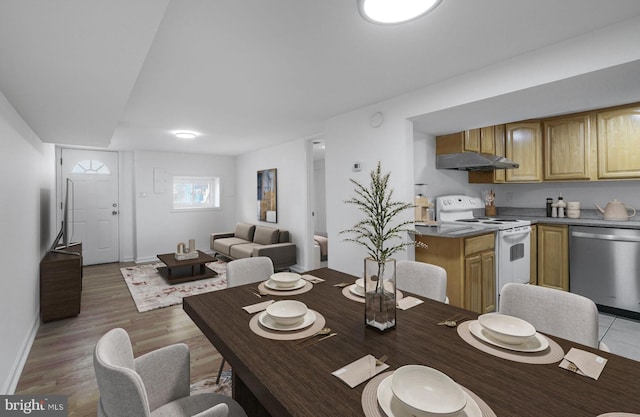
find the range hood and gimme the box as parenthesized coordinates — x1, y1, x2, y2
(436, 152, 519, 171)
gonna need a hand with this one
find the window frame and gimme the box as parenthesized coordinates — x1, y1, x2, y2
(172, 176, 221, 212)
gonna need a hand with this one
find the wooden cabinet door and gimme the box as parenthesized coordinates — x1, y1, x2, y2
(480, 126, 495, 155)
(481, 251, 496, 313)
(544, 114, 594, 180)
(505, 122, 543, 182)
(464, 251, 496, 314)
(493, 124, 506, 183)
(529, 225, 537, 285)
(597, 104, 640, 179)
(537, 224, 569, 291)
(464, 254, 482, 313)
(464, 129, 481, 152)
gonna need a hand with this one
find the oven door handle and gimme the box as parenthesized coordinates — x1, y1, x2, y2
(500, 227, 531, 237)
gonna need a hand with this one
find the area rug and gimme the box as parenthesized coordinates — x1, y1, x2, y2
(191, 370, 232, 397)
(121, 260, 227, 312)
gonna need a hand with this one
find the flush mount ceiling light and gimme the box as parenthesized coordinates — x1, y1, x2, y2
(358, 0, 442, 25)
(174, 131, 197, 139)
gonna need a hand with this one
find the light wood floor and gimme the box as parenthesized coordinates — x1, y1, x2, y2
(15, 262, 223, 416)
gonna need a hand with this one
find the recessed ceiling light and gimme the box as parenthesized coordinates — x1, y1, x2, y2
(175, 131, 197, 139)
(358, 0, 442, 25)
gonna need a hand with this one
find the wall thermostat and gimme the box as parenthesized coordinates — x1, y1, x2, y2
(352, 162, 362, 172)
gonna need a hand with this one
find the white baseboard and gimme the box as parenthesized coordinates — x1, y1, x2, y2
(2, 311, 40, 394)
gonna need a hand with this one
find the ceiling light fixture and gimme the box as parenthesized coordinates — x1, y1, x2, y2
(175, 131, 197, 139)
(358, 0, 442, 25)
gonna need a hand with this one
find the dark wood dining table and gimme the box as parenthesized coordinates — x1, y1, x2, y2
(183, 268, 640, 417)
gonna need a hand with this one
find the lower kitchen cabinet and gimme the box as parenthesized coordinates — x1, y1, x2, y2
(416, 233, 495, 314)
(537, 224, 569, 291)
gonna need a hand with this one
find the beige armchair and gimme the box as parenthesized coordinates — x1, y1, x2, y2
(94, 328, 247, 417)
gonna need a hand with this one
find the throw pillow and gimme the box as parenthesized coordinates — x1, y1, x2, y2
(235, 223, 256, 241)
(253, 226, 279, 245)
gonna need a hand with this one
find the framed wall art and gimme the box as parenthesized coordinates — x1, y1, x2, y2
(257, 168, 277, 223)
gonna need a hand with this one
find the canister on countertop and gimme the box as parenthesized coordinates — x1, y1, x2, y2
(557, 196, 566, 218)
(546, 198, 553, 217)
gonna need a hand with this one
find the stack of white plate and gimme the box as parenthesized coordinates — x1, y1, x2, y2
(377, 365, 480, 417)
(265, 272, 305, 290)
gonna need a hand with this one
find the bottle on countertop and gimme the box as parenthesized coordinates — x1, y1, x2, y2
(557, 196, 566, 218)
(546, 198, 553, 217)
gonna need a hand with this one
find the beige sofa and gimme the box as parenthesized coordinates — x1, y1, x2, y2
(210, 223, 297, 270)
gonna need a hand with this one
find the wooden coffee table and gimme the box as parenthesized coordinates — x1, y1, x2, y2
(156, 250, 217, 284)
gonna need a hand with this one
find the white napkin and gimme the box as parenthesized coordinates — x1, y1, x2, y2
(242, 300, 274, 314)
(332, 355, 389, 388)
(559, 347, 608, 380)
(301, 274, 325, 283)
(396, 296, 424, 310)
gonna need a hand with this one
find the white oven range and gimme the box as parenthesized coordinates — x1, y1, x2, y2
(436, 195, 531, 310)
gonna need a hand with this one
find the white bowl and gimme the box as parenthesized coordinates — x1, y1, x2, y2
(265, 300, 308, 326)
(269, 272, 302, 288)
(478, 313, 536, 345)
(356, 278, 393, 294)
(390, 365, 467, 417)
(355, 278, 375, 293)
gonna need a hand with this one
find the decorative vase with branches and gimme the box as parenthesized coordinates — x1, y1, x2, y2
(340, 162, 426, 331)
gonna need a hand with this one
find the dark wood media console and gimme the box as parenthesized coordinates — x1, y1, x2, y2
(40, 242, 82, 322)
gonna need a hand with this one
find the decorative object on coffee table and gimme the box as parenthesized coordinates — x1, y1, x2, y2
(175, 238, 199, 260)
(157, 250, 217, 283)
(341, 162, 426, 332)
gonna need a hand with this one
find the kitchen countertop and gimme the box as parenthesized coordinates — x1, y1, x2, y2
(413, 208, 640, 239)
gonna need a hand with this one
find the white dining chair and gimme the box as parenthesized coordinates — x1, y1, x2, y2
(94, 328, 247, 417)
(396, 260, 448, 303)
(216, 256, 275, 383)
(226, 256, 274, 287)
(499, 283, 610, 351)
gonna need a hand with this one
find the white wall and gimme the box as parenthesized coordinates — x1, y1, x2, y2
(236, 139, 312, 271)
(0, 90, 55, 394)
(324, 109, 416, 277)
(133, 150, 236, 262)
(489, 181, 640, 212)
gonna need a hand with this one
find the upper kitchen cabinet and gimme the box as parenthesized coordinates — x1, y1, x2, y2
(543, 113, 596, 181)
(436, 129, 489, 154)
(505, 121, 543, 182)
(597, 103, 640, 179)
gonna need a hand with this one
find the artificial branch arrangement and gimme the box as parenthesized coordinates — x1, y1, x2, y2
(340, 161, 426, 268)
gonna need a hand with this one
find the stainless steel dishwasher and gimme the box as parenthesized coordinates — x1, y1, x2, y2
(569, 226, 640, 316)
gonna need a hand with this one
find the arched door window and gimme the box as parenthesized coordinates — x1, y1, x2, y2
(71, 159, 111, 175)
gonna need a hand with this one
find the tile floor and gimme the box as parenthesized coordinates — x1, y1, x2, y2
(598, 313, 640, 361)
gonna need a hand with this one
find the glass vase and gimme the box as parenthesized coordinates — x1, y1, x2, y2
(364, 257, 396, 332)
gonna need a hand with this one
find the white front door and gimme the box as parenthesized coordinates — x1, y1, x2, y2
(60, 149, 119, 265)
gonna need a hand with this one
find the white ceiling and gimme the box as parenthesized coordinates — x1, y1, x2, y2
(1, 0, 640, 155)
